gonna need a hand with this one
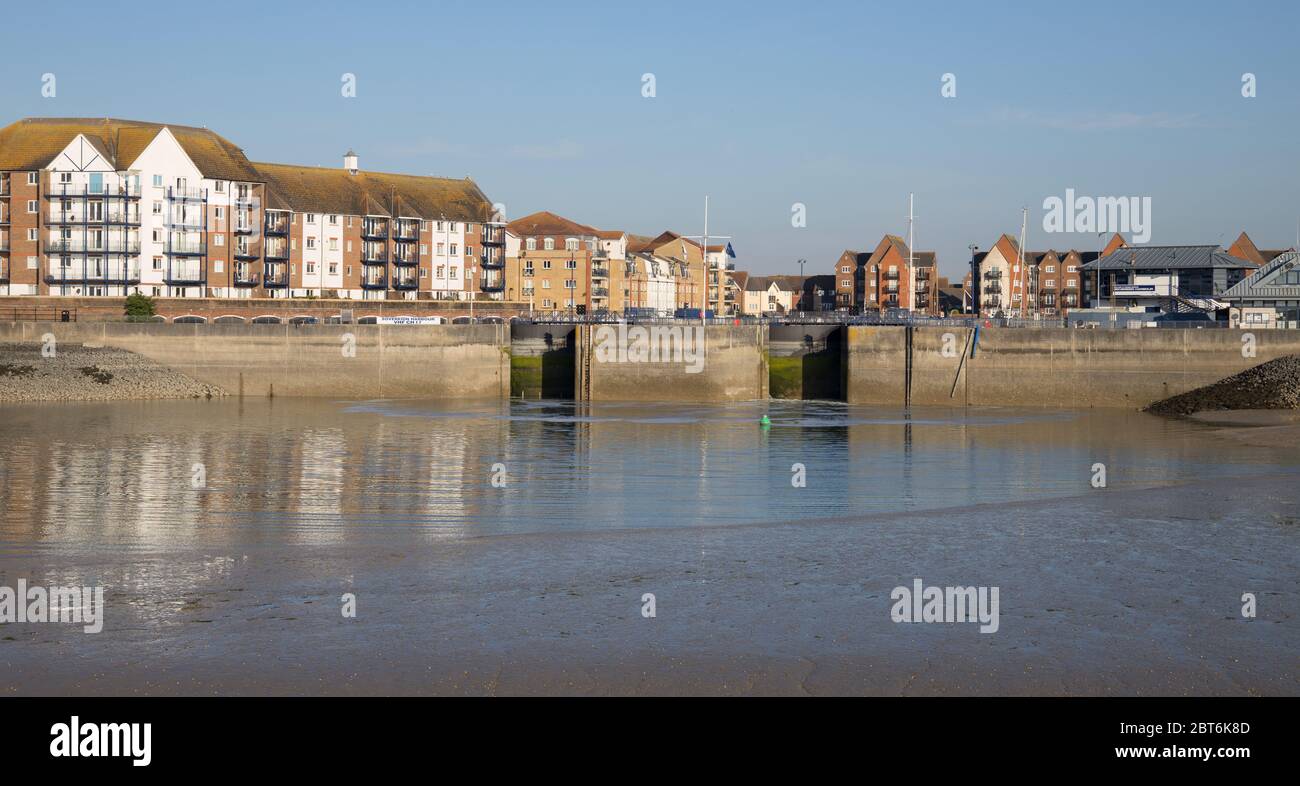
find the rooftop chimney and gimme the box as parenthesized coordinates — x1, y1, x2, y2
(344, 149, 358, 175)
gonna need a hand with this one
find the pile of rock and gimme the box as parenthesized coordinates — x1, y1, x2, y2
(1147, 354, 1300, 416)
(0, 342, 225, 403)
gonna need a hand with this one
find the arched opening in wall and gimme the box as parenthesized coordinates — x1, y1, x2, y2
(451, 316, 474, 325)
(213, 315, 247, 324)
(251, 315, 282, 325)
(173, 315, 207, 324)
(357, 316, 379, 324)
(149, 315, 167, 322)
(479, 316, 504, 324)
(289, 316, 319, 325)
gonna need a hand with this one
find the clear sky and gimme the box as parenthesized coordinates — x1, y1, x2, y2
(3, 0, 1298, 278)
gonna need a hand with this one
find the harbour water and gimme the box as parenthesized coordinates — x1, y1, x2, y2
(1, 399, 1297, 694)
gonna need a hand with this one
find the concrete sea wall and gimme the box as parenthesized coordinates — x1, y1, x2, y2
(0, 321, 510, 399)
(575, 323, 768, 402)
(846, 326, 1300, 408)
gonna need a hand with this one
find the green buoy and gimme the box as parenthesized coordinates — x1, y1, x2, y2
(759, 415, 771, 427)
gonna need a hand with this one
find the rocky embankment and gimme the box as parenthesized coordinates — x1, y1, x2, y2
(1147, 354, 1300, 416)
(0, 342, 224, 403)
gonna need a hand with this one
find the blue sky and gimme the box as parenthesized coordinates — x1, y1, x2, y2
(3, 0, 1299, 277)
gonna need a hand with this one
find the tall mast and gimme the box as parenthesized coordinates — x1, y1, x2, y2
(1018, 207, 1028, 318)
(907, 193, 915, 313)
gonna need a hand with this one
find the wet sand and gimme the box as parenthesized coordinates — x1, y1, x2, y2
(2, 471, 1296, 696)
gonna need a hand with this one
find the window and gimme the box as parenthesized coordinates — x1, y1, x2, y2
(306, 214, 317, 224)
(564, 280, 576, 289)
(544, 237, 555, 251)
(566, 260, 577, 270)
(215, 206, 224, 220)
(449, 244, 458, 255)
(306, 263, 316, 274)
(437, 265, 445, 278)
(26, 256, 36, 269)
(346, 265, 352, 276)
(449, 267, 458, 278)
(419, 268, 427, 279)
(59, 172, 72, 184)
(542, 260, 552, 270)
(26, 228, 36, 242)
(328, 215, 338, 225)
(216, 181, 226, 193)
(1044, 279, 1055, 287)
(329, 239, 339, 251)
(436, 242, 445, 255)
(565, 238, 579, 251)
(542, 280, 551, 289)
(153, 257, 163, 271)
(1044, 265, 1055, 273)
(27, 173, 38, 185)
(448, 222, 457, 232)
(306, 237, 316, 249)
(214, 260, 224, 273)
(26, 200, 37, 213)
(467, 246, 474, 257)
(420, 244, 428, 255)
(841, 266, 850, 273)
(213, 235, 224, 247)
(526, 238, 536, 251)
(329, 263, 337, 275)
(1067, 265, 1077, 273)
(152, 175, 163, 187)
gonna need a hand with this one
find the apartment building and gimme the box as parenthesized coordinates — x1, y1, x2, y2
(831, 235, 938, 314)
(975, 233, 1114, 316)
(0, 117, 501, 301)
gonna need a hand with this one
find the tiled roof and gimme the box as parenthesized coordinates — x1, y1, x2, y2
(506, 210, 599, 238)
(255, 162, 492, 221)
(1221, 251, 1300, 300)
(0, 117, 262, 181)
(1082, 245, 1257, 271)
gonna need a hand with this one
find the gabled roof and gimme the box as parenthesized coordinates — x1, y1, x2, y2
(1221, 251, 1300, 300)
(0, 117, 262, 181)
(1082, 245, 1257, 271)
(507, 210, 599, 238)
(730, 270, 750, 290)
(1226, 231, 1291, 266)
(254, 161, 492, 221)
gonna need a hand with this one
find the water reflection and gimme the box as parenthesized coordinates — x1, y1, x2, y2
(0, 397, 1295, 550)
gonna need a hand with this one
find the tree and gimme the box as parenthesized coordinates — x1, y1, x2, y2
(124, 292, 156, 321)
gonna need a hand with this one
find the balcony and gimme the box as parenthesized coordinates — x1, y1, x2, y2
(885, 269, 899, 279)
(361, 219, 389, 240)
(984, 269, 1002, 279)
(482, 223, 505, 246)
(45, 182, 141, 198)
(167, 186, 206, 202)
(234, 246, 259, 261)
(233, 264, 260, 287)
(361, 274, 388, 290)
(983, 284, 1002, 294)
(0, 179, 9, 196)
(44, 264, 141, 284)
(591, 264, 609, 278)
(47, 211, 142, 226)
(480, 252, 505, 269)
(165, 264, 205, 285)
(592, 286, 610, 298)
(264, 213, 289, 236)
(263, 263, 288, 288)
(47, 240, 142, 255)
(393, 274, 419, 290)
(479, 272, 505, 292)
(166, 241, 206, 256)
(0, 260, 7, 282)
(362, 246, 387, 264)
(392, 248, 419, 266)
(234, 221, 256, 235)
(264, 242, 289, 261)
(393, 220, 420, 242)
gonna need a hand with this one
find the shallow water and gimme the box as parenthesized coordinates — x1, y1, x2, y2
(1, 398, 1297, 695)
(0, 398, 1294, 546)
